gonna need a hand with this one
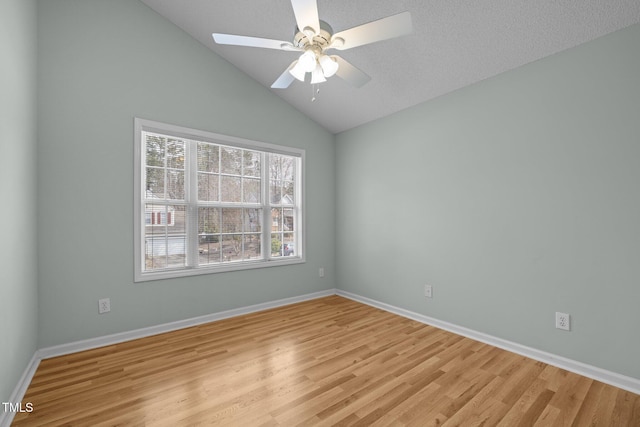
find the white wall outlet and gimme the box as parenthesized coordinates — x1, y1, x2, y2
(98, 298, 111, 314)
(319, 267, 325, 278)
(555, 312, 570, 331)
(424, 284, 433, 298)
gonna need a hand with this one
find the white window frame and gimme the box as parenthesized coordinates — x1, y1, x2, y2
(134, 118, 305, 282)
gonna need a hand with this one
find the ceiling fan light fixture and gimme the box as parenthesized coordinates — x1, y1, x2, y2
(289, 60, 307, 82)
(319, 54, 339, 78)
(298, 49, 317, 73)
(311, 63, 326, 84)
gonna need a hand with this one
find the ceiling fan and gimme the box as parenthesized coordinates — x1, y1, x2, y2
(212, 0, 412, 91)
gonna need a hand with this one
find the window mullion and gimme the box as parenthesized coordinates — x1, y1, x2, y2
(295, 157, 302, 260)
(218, 146, 222, 203)
(262, 152, 271, 261)
(186, 139, 199, 269)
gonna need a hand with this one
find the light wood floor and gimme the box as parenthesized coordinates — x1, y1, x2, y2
(13, 296, 640, 426)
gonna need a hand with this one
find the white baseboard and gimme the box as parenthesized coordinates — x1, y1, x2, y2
(0, 352, 40, 427)
(336, 289, 640, 395)
(39, 289, 336, 359)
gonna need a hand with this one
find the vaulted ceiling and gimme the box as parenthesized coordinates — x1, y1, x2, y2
(141, 0, 640, 134)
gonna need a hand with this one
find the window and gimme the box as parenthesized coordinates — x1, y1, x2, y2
(134, 118, 304, 281)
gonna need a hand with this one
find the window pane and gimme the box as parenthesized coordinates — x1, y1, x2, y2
(270, 180, 282, 204)
(222, 235, 242, 262)
(198, 207, 220, 234)
(243, 178, 260, 203)
(283, 207, 295, 232)
(282, 181, 294, 205)
(243, 234, 261, 260)
(146, 167, 164, 198)
(166, 170, 184, 200)
(271, 208, 283, 232)
(198, 143, 219, 173)
(222, 208, 243, 233)
(145, 135, 165, 167)
(144, 134, 185, 201)
(271, 233, 282, 258)
(144, 204, 186, 271)
(244, 208, 262, 233)
(198, 207, 221, 265)
(166, 234, 188, 269)
(166, 139, 185, 169)
(221, 147, 242, 175)
(198, 173, 219, 202)
(270, 153, 295, 181)
(243, 151, 261, 177)
(221, 175, 241, 202)
(282, 234, 295, 257)
(199, 240, 221, 264)
(270, 154, 296, 205)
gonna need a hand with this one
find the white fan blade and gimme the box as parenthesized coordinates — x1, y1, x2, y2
(291, 0, 320, 35)
(212, 33, 300, 51)
(271, 61, 298, 89)
(331, 12, 412, 51)
(334, 56, 371, 88)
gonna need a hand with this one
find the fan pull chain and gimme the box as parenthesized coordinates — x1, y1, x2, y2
(311, 84, 320, 102)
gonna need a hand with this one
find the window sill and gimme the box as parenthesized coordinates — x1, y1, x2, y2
(134, 256, 305, 282)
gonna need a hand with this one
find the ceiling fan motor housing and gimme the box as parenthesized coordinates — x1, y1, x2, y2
(294, 20, 333, 50)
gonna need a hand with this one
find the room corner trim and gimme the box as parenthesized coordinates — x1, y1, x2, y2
(336, 289, 640, 395)
(0, 353, 41, 427)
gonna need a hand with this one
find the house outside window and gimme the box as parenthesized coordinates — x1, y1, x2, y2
(134, 118, 304, 281)
(145, 196, 175, 226)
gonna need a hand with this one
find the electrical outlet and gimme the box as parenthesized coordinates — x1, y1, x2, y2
(98, 298, 111, 314)
(319, 267, 325, 278)
(555, 312, 570, 331)
(424, 284, 433, 298)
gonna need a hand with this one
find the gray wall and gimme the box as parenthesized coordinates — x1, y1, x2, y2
(0, 0, 39, 402)
(336, 23, 640, 379)
(36, 0, 335, 348)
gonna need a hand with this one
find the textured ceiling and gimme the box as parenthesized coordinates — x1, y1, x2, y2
(140, 0, 640, 134)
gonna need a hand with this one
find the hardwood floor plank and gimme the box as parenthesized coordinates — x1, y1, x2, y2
(534, 403, 563, 427)
(612, 388, 640, 425)
(496, 377, 550, 425)
(12, 296, 639, 426)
